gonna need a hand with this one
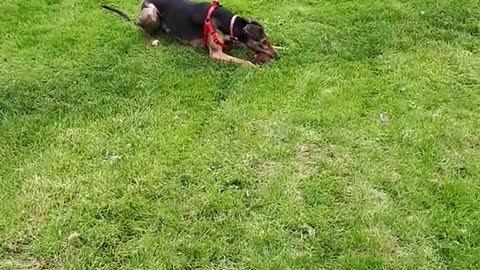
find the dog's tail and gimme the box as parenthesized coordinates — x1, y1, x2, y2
(101, 5, 131, 22)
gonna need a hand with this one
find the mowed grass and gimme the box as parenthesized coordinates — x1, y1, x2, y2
(1, 0, 480, 269)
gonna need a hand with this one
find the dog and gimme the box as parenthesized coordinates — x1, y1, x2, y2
(102, 0, 279, 67)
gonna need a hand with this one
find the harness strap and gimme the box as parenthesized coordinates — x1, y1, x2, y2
(203, 1, 226, 48)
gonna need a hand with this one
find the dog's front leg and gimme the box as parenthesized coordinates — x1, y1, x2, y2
(210, 50, 256, 67)
(207, 32, 256, 67)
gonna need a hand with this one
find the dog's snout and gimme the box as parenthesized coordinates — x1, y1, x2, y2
(269, 49, 279, 59)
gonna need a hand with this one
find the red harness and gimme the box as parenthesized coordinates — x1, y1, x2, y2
(203, 0, 237, 48)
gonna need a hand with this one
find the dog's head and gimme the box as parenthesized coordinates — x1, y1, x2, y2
(242, 21, 279, 59)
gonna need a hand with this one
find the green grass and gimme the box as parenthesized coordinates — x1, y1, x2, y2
(1, 0, 480, 269)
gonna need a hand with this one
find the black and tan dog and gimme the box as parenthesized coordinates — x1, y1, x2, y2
(102, 0, 279, 67)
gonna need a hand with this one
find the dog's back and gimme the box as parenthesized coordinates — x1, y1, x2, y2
(146, 0, 210, 41)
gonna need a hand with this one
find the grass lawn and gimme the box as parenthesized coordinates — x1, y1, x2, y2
(1, 0, 480, 269)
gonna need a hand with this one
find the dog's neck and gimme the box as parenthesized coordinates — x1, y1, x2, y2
(231, 17, 249, 42)
(212, 7, 249, 42)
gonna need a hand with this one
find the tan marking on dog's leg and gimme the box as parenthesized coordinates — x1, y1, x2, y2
(139, 3, 159, 25)
(210, 51, 256, 67)
(138, 3, 161, 45)
(207, 32, 256, 67)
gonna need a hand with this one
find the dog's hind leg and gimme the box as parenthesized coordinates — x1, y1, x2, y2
(138, 3, 162, 45)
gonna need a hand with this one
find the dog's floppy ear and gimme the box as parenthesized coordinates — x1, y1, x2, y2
(242, 22, 264, 40)
(242, 24, 255, 37)
(249, 20, 264, 28)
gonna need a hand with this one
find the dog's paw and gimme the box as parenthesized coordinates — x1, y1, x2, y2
(151, 39, 160, 46)
(250, 62, 261, 68)
(242, 61, 258, 68)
